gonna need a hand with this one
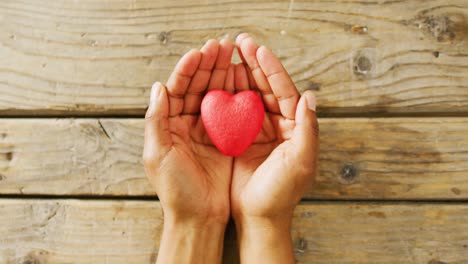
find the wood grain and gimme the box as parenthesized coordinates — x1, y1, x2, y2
(0, 199, 467, 263)
(1, 118, 467, 199)
(1, 0, 467, 115)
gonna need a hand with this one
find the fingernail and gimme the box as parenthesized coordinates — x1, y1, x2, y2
(238, 32, 248, 37)
(147, 82, 161, 118)
(305, 91, 316, 111)
(150, 82, 161, 104)
(236, 32, 249, 43)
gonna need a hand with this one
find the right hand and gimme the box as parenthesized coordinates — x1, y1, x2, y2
(143, 39, 235, 226)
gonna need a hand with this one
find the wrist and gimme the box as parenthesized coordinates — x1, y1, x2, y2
(164, 209, 229, 228)
(234, 215, 295, 264)
(234, 214, 293, 244)
(161, 196, 231, 227)
(156, 215, 227, 264)
(233, 209, 294, 230)
(163, 213, 228, 234)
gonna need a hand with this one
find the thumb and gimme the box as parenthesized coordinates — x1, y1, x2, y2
(292, 90, 319, 159)
(143, 82, 171, 164)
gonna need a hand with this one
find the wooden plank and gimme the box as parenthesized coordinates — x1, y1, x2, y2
(0, 200, 467, 263)
(0, 0, 467, 115)
(1, 118, 467, 199)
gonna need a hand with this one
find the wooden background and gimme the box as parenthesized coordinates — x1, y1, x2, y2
(1, 0, 467, 263)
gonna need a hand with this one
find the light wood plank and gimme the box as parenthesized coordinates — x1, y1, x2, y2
(0, 0, 467, 115)
(0, 200, 467, 263)
(1, 118, 467, 199)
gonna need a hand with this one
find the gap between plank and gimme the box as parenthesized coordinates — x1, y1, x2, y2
(0, 194, 467, 203)
(1, 112, 468, 119)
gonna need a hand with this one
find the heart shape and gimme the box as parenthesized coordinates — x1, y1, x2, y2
(201, 90, 265, 157)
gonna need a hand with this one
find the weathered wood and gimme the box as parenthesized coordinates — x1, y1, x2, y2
(0, 200, 467, 263)
(1, 0, 467, 115)
(1, 118, 467, 199)
(0, 199, 162, 264)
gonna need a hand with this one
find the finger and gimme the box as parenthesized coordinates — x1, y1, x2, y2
(236, 33, 257, 89)
(224, 63, 235, 94)
(235, 33, 249, 65)
(166, 49, 202, 116)
(257, 45, 299, 119)
(183, 39, 220, 114)
(236, 34, 259, 90)
(238, 34, 280, 114)
(292, 91, 319, 155)
(234, 63, 249, 91)
(144, 82, 172, 165)
(208, 38, 234, 90)
(238, 34, 262, 85)
(245, 66, 257, 91)
(291, 91, 319, 189)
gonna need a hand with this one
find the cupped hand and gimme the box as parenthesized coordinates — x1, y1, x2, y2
(143, 39, 235, 226)
(230, 34, 319, 224)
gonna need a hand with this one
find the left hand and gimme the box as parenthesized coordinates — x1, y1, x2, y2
(230, 33, 319, 227)
(229, 33, 319, 264)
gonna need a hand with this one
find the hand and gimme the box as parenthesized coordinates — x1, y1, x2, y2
(230, 33, 319, 263)
(143, 39, 235, 264)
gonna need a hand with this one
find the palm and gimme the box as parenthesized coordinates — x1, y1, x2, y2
(144, 39, 235, 221)
(145, 36, 318, 222)
(230, 34, 317, 218)
(163, 115, 231, 216)
(231, 95, 299, 217)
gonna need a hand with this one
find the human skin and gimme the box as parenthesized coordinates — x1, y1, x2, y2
(143, 34, 318, 264)
(230, 33, 319, 264)
(143, 39, 234, 264)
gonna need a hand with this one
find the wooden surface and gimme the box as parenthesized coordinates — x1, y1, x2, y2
(1, 200, 468, 264)
(0, 0, 467, 115)
(1, 0, 468, 263)
(0, 118, 467, 199)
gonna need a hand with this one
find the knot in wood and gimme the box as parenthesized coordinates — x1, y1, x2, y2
(415, 15, 458, 42)
(340, 164, 358, 184)
(307, 82, 321, 91)
(6, 152, 13, 161)
(22, 249, 48, 264)
(23, 260, 40, 264)
(424, 16, 452, 41)
(352, 48, 376, 79)
(351, 25, 368, 34)
(1, 151, 13, 161)
(158, 31, 169, 45)
(354, 55, 372, 76)
(294, 237, 308, 254)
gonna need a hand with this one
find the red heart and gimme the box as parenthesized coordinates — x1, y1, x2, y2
(201, 90, 264, 157)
